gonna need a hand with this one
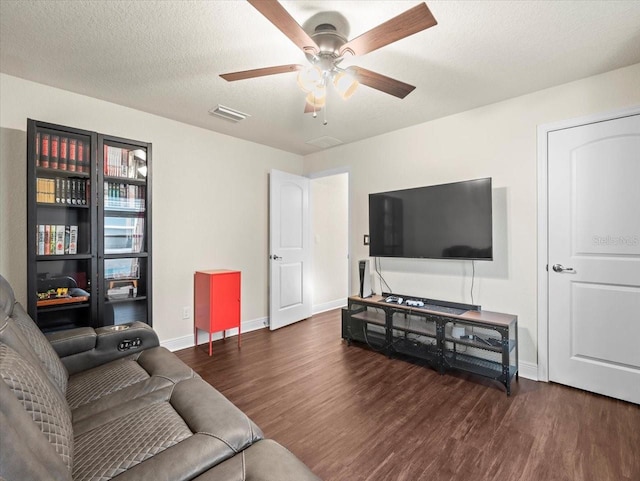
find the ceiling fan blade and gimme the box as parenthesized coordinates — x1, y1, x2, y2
(352, 67, 416, 99)
(220, 64, 304, 82)
(247, 0, 319, 55)
(340, 3, 437, 57)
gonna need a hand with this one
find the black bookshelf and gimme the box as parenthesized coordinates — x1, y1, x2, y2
(26, 119, 152, 331)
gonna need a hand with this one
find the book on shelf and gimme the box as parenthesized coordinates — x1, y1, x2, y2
(36, 132, 40, 167)
(104, 145, 145, 179)
(68, 225, 78, 254)
(104, 181, 145, 210)
(40, 133, 50, 168)
(77, 139, 84, 173)
(64, 225, 70, 254)
(65, 179, 71, 204)
(68, 138, 77, 172)
(50, 135, 59, 169)
(36, 176, 88, 205)
(49, 225, 56, 255)
(36, 224, 79, 255)
(37, 225, 45, 255)
(44, 225, 50, 255)
(59, 137, 68, 171)
(36, 133, 88, 173)
(37, 177, 52, 203)
(55, 178, 61, 203)
(55, 225, 65, 255)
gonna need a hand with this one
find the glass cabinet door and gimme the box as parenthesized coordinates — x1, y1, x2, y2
(98, 137, 152, 326)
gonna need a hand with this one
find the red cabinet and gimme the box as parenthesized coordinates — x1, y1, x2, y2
(194, 270, 241, 356)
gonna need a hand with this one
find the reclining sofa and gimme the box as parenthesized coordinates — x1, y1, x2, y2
(0, 275, 320, 481)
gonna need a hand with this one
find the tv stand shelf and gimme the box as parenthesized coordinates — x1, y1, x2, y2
(342, 295, 519, 395)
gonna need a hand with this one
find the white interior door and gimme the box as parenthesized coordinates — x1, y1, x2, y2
(548, 114, 640, 404)
(269, 169, 312, 330)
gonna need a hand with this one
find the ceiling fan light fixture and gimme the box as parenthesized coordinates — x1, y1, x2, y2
(333, 69, 359, 100)
(305, 91, 326, 108)
(297, 66, 322, 93)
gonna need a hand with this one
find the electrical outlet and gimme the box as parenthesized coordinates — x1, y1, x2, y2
(182, 306, 191, 320)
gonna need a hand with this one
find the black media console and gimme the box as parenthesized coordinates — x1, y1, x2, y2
(342, 294, 519, 395)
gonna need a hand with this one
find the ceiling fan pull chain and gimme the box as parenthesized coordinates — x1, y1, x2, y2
(323, 99, 328, 126)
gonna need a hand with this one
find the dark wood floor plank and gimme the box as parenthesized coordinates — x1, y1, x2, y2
(175, 309, 640, 481)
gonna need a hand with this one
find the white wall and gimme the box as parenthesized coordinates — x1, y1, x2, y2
(302, 63, 640, 369)
(0, 73, 303, 344)
(310, 173, 349, 312)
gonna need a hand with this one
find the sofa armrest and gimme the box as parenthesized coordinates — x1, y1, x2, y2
(53, 322, 160, 375)
(46, 327, 97, 358)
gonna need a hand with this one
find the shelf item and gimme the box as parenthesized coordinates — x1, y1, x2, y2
(27, 119, 152, 331)
(36, 177, 89, 205)
(103, 144, 147, 180)
(104, 182, 146, 212)
(36, 224, 78, 256)
(36, 131, 90, 173)
(194, 270, 241, 356)
(37, 296, 89, 307)
(104, 215, 145, 254)
(342, 295, 519, 396)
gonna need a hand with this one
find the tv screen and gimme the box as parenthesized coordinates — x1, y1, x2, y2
(369, 178, 493, 260)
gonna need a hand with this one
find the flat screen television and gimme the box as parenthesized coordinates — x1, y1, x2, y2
(369, 178, 493, 260)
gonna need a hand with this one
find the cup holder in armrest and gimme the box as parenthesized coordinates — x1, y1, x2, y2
(108, 325, 129, 331)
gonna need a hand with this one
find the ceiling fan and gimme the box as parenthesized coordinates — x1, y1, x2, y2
(220, 0, 437, 118)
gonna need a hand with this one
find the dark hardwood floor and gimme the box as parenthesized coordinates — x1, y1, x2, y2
(176, 309, 640, 481)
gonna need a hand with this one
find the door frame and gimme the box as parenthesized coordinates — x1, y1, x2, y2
(536, 105, 640, 382)
(307, 166, 351, 308)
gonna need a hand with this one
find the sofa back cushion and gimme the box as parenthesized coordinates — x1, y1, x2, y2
(0, 275, 69, 395)
(0, 275, 14, 319)
(11, 302, 69, 394)
(0, 341, 74, 477)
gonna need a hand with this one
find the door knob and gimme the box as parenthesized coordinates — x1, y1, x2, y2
(552, 264, 575, 273)
(270, 255, 282, 260)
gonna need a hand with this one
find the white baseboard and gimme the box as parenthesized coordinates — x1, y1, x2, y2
(312, 298, 347, 315)
(161, 317, 268, 352)
(518, 361, 539, 381)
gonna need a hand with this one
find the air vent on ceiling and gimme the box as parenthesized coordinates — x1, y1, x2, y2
(305, 136, 343, 149)
(208, 105, 250, 123)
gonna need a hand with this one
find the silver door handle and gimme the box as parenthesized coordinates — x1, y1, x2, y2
(552, 264, 575, 273)
(270, 255, 282, 260)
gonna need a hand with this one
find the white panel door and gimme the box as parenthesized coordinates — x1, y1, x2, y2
(548, 114, 640, 404)
(269, 169, 312, 330)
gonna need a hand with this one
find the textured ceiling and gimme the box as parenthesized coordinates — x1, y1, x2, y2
(1, 1, 640, 155)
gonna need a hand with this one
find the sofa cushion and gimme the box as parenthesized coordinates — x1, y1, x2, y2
(1, 381, 72, 481)
(69, 347, 198, 422)
(11, 301, 69, 394)
(0, 274, 70, 395)
(0, 341, 74, 473)
(67, 355, 151, 409)
(71, 378, 264, 481)
(0, 275, 15, 319)
(73, 399, 192, 481)
(192, 439, 321, 481)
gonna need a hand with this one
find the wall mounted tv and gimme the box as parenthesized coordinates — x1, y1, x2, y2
(369, 178, 493, 260)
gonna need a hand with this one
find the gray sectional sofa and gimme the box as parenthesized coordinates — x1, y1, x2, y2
(0, 275, 320, 481)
